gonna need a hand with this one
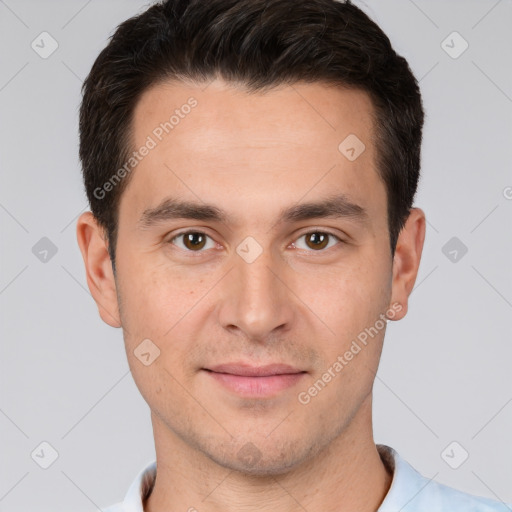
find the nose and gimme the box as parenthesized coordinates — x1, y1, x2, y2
(216, 243, 296, 343)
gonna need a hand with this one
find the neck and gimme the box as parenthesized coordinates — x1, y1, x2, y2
(145, 396, 392, 512)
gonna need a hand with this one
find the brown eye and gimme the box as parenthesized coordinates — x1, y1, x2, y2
(294, 231, 341, 252)
(183, 232, 206, 250)
(170, 231, 215, 252)
(305, 232, 329, 250)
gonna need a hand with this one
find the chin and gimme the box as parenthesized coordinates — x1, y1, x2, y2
(206, 435, 319, 477)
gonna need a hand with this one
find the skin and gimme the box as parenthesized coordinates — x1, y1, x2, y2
(77, 79, 425, 512)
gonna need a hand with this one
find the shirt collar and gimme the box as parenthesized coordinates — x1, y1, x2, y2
(376, 444, 432, 511)
(121, 459, 156, 512)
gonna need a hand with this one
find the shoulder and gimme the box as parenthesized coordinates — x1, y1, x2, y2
(378, 445, 511, 512)
(98, 459, 157, 512)
(411, 478, 510, 511)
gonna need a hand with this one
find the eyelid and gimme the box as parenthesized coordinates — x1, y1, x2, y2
(294, 226, 343, 239)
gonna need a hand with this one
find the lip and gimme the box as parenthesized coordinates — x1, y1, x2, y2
(203, 363, 306, 397)
(206, 363, 303, 377)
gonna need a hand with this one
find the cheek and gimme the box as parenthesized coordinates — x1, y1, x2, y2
(116, 253, 215, 347)
(302, 257, 390, 341)
(117, 264, 202, 407)
(115, 258, 172, 343)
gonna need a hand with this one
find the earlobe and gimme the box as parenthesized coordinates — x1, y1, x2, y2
(388, 207, 426, 321)
(76, 212, 122, 328)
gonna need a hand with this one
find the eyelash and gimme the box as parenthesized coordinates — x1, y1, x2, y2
(167, 229, 343, 255)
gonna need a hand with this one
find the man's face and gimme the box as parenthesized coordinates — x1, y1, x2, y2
(99, 79, 404, 473)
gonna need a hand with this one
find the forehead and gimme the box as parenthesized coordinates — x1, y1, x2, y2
(122, 78, 385, 229)
(132, 78, 376, 152)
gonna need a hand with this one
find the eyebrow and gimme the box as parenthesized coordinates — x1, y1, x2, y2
(138, 193, 370, 229)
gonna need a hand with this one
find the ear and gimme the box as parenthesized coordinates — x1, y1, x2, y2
(388, 207, 426, 321)
(76, 212, 121, 328)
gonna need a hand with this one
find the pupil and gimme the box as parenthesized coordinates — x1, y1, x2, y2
(309, 232, 327, 249)
(186, 233, 205, 249)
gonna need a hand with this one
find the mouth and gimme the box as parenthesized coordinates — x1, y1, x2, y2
(202, 363, 307, 397)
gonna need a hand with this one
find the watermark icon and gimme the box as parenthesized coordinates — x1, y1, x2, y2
(441, 441, 469, 469)
(93, 97, 198, 200)
(442, 236, 468, 263)
(338, 134, 366, 162)
(503, 186, 512, 200)
(31, 441, 59, 469)
(441, 31, 469, 60)
(32, 237, 58, 263)
(298, 302, 402, 405)
(31, 31, 59, 59)
(134, 338, 161, 366)
(237, 442, 262, 467)
(236, 236, 263, 264)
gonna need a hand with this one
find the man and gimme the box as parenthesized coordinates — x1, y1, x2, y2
(76, 0, 510, 510)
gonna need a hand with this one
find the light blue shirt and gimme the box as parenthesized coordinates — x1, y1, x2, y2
(103, 445, 511, 511)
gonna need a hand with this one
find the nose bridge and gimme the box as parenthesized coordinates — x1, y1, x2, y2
(218, 239, 294, 340)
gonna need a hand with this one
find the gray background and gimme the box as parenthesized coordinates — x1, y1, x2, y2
(1, 0, 511, 510)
